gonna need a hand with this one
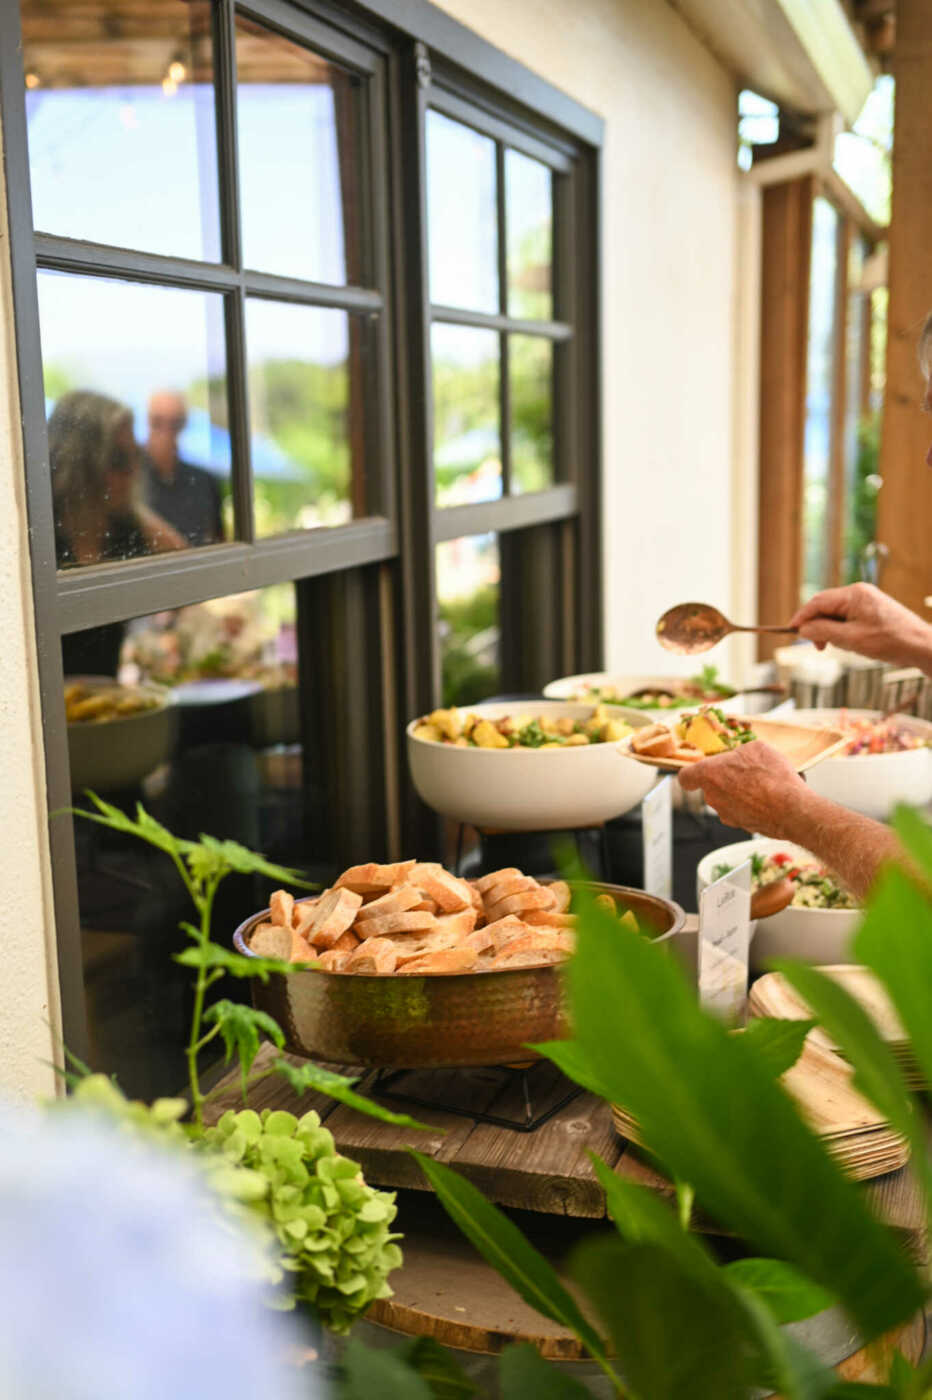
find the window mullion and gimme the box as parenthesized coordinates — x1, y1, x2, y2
(496, 143, 510, 497)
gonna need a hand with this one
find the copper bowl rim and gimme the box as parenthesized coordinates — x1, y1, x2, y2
(232, 880, 687, 982)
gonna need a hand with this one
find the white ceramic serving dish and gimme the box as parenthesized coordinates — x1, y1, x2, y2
(543, 672, 744, 722)
(406, 701, 659, 831)
(66, 677, 177, 793)
(696, 838, 861, 971)
(786, 709, 932, 820)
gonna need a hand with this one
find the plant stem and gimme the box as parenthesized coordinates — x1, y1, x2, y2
(194, 1023, 223, 1054)
(186, 874, 220, 1131)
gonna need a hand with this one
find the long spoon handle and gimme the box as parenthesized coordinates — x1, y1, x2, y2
(731, 624, 799, 636)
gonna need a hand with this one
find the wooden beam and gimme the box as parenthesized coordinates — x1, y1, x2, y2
(828, 218, 851, 587)
(876, 0, 932, 615)
(757, 177, 814, 661)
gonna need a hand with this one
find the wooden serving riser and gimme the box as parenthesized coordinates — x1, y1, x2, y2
(206, 1045, 927, 1260)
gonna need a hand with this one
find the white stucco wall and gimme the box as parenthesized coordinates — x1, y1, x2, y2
(433, 0, 750, 681)
(0, 112, 63, 1100)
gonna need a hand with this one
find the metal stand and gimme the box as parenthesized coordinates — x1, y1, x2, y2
(371, 1062, 584, 1133)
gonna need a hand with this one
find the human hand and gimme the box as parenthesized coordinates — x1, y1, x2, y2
(789, 583, 932, 671)
(677, 741, 812, 839)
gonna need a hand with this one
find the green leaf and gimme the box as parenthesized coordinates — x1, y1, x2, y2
(498, 1343, 591, 1398)
(564, 891, 925, 1340)
(742, 1017, 815, 1078)
(339, 1337, 432, 1400)
(173, 943, 297, 981)
(589, 1152, 717, 1286)
(411, 1153, 612, 1369)
(825, 1387, 897, 1398)
(853, 865, 932, 1103)
(570, 1236, 763, 1400)
(891, 804, 932, 880)
(271, 1059, 432, 1131)
(531, 1038, 615, 1100)
(204, 1000, 284, 1078)
(723, 1258, 834, 1325)
(773, 960, 932, 1212)
(391, 1337, 478, 1399)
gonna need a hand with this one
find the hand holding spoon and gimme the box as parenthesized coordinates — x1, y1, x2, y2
(656, 602, 798, 656)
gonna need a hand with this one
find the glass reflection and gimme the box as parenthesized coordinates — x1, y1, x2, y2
(436, 534, 501, 707)
(506, 149, 553, 321)
(37, 271, 229, 568)
(246, 298, 362, 534)
(510, 336, 554, 493)
(432, 324, 501, 506)
(427, 111, 498, 313)
(802, 197, 839, 600)
(21, 0, 220, 261)
(64, 585, 303, 1100)
(236, 16, 362, 286)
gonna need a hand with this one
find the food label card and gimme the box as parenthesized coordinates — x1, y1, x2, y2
(642, 776, 672, 900)
(698, 860, 751, 1022)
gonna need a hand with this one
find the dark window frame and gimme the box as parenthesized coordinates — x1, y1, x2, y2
(0, 0, 604, 1061)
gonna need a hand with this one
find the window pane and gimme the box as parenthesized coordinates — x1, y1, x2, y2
(510, 336, 554, 492)
(505, 149, 553, 320)
(843, 237, 874, 583)
(437, 534, 501, 707)
(21, 0, 220, 261)
(37, 271, 229, 567)
(802, 197, 839, 600)
(427, 111, 498, 313)
(236, 17, 363, 286)
(432, 324, 501, 506)
(246, 298, 365, 534)
(63, 585, 303, 1099)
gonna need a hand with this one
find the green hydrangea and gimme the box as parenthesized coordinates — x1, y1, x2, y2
(60, 1081, 402, 1334)
(202, 1107, 402, 1334)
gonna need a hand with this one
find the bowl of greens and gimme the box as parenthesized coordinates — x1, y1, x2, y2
(406, 700, 659, 830)
(543, 665, 741, 720)
(696, 838, 861, 970)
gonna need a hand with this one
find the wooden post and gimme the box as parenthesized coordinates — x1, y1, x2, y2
(757, 177, 813, 660)
(876, 0, 932, 614)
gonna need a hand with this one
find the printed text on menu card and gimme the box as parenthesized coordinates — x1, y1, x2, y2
(698, 860, 751, 1022)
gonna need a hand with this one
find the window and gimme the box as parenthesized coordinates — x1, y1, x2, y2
(5, 0, 602, 1088)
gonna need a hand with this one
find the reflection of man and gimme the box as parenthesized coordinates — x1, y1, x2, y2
(143, 390, 223, 547)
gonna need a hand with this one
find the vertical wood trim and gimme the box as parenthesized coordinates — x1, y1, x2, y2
(757, 176, 813, 661)
(860, 289, 873, 418)
(877, 0, 932, 613)
(828, 218, 851, 587)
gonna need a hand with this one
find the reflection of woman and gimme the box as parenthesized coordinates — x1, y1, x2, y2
(49, 390, 184, 567)
(50, 391, 184, 676)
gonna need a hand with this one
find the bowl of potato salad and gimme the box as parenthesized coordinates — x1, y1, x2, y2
(406, 701, 659, 830)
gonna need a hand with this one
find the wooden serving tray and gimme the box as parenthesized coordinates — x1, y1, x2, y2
(620, 716, 848, 774)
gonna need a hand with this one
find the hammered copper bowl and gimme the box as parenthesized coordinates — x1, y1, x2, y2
(232, 883, 686, 1069)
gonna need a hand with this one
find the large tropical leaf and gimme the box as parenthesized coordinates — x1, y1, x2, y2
(564, 895, 924, 1338)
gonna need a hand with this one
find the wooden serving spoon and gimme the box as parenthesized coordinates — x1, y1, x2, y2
(749, 878, 795, 921)
(656, 603, 798, 655)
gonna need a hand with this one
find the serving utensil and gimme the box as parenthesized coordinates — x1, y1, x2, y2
(656, 602, 798, 655)
(749, 877, 794, 921)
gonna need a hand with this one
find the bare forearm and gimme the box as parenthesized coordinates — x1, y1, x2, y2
(781, 791, 900, 900)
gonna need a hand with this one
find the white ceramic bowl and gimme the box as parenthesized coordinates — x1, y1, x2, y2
(786, 709, 932, 820)
(406, 701, 659, 831)
(66, 677, 177, 793)
(696, 838, 861, 970)
(543, 672, 743, 723)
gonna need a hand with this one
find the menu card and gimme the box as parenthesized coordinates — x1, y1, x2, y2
(642, 776, 672, 900)
(698, 860, 751, 1022)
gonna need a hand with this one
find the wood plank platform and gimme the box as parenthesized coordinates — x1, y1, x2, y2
(205, 1045, 926, 1253)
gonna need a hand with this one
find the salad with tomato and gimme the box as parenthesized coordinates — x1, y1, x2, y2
(713, 850, 858, 911)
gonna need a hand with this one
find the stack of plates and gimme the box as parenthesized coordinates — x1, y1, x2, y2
(611, 1034, 910, 1182)
(749, 966, 923, 1089)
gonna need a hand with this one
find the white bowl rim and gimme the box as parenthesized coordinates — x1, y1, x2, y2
(65, 676, 175, 727)
(544, 670, 737, 697)
(406, 700, 652, 752)
(784, 708, 932, 762)
(696, 837, 861, 918)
